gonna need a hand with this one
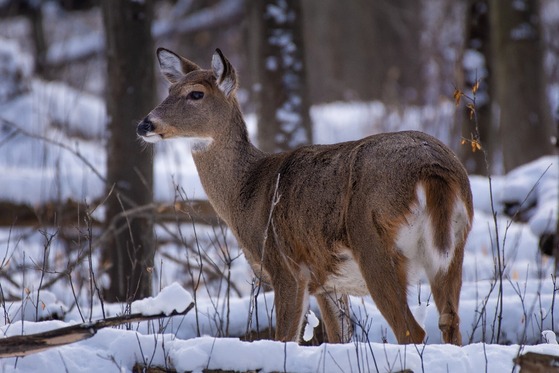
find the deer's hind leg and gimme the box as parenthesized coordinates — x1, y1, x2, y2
(347, 218, 426, 344)
(316, 293, 353, 343)
(429, 237, 465, 345)
(426, 197, 470, 345)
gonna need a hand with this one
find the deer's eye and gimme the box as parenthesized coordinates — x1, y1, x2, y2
(187, 91, 204, 100)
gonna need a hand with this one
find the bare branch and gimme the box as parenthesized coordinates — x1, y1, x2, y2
(0, 302, 194, 358)
(46, 0, 245, 67)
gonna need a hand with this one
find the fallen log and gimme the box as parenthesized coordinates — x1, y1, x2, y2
(0, 302, 194, 358)
(0, 199, 220, 228)
(514, 351, 559, 373)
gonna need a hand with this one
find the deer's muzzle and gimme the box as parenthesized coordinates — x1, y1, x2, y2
(137, 118, 162, 143)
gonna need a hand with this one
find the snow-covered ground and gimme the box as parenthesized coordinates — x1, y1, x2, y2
(1, 32, 559, 373)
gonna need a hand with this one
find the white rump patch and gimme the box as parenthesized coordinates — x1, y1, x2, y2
(395, 184, 469, 280)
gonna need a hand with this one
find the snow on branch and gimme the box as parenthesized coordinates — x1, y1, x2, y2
(153, 0, 244, 38)
(46, 0, 244, 67)
(0, 284, 194, 359)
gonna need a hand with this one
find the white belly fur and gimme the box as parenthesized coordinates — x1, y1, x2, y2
(322, 248, 369, 296)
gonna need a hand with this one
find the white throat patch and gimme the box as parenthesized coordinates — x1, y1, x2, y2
(189, 137, 214, 152)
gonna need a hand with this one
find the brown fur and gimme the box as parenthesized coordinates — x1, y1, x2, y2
(137, 48, 474, 345)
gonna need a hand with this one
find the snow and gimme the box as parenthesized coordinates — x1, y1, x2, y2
(1, 103, 558, 369)
(46, 32, 104, 67)
(4, 290, 68, 324)
(0, 37, 32, 102)
(3, 300, 559, 373)
(311, 100, 458, 147)
(542, 330, 558, 344)
(0, 26, 559, 373)
(0, 79, 207, 203)
(303, 310, 319, 342)
(266, 0, 293, 24)
(168, 338, 559, 373)
(512, 156, 557, 236)
(130, 282, 193, 316)
(469, 155, 558, 237)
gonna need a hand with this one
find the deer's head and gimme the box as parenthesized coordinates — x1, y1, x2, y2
(137, 48, 238, 144)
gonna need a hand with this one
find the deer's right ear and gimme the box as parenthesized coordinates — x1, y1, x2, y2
(157, 48, 200, 84)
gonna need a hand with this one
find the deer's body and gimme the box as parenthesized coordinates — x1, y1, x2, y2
(138, 48, 473, 345)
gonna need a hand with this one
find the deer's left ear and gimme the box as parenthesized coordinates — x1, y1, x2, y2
(211, 48, 237, 97)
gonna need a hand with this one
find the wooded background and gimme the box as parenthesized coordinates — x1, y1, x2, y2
(0, 0, 557, 301)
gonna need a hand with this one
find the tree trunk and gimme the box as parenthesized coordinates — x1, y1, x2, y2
(461, 0, 495, 175)
(250, 0, 312, 152)
(370, 0, 425, 105)
(301, 0, 424, 106)
(101, 0, 156, 302)
(489, 0, 554, 172)
(21, 1, 48, 79)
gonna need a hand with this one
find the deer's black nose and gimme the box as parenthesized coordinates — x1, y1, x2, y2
(137, 118, 154, 136)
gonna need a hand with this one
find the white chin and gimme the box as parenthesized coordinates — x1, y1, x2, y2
(141, 133, 163, 143)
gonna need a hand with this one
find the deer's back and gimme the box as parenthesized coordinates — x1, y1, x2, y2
(263, 130, 470, 227)
(234, 131, 472, 288)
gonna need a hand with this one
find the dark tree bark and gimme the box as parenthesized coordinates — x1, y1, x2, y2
(8, 1, 50, 78)
(101, 0, 156, 302)
(461, 0, 495, 175)
(302, 0, 424, 106)
(250, 0, 312, 152)
(555, 78, 559, 274)
(489, 0, 554, 172)
(370, 0, 425, 105)
(28, 5, 47, 77)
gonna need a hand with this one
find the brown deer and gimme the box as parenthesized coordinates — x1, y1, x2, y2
(137, 48, 473, 345)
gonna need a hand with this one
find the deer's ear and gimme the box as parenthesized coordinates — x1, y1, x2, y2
(157, 48, 200, 84)
(211, 48, 237, 97)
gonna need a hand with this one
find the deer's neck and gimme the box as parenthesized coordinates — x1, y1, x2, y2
(191, 114, 265, 226)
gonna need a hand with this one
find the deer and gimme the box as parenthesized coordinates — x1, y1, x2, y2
(137, 48, 474, 345)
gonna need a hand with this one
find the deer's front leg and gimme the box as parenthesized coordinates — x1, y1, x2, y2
(272, 270, 310, 342)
